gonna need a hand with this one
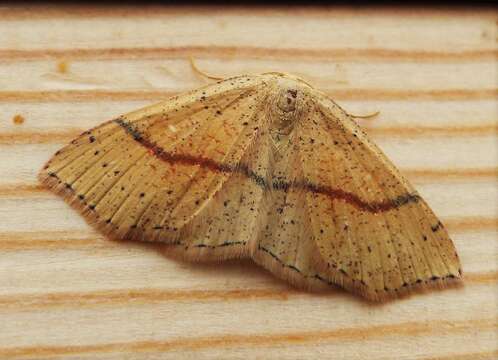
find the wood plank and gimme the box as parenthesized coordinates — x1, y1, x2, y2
(0, 230, 495, 295)
(0, 5, 496, 360)
(0, 7, 495, 53)
(0, 59, 496, 92)
(1, 332, 497, 360)
(2, 100, 496, 137)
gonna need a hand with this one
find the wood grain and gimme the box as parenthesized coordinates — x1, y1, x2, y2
(0, 5, 496, 359)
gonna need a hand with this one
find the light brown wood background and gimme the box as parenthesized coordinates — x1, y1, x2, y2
(0, 5, 497, 360)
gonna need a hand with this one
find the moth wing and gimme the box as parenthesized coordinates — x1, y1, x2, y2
(39, 75, 268, 255)
(250, 132, 332, 292)
(297, 92, 462, 300)
(168, 127, 272, 261)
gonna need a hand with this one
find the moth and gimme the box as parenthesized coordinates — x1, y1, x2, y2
(39, 72, 462, 301)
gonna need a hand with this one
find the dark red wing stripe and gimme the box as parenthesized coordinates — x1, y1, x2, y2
(114, 118, 421, 213)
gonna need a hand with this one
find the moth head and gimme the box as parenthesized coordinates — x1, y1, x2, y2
(268, 87, 301, 137)
(264, 74, 313, 139)
(276, 88, 299, 113)
(267, 74, 312, 115)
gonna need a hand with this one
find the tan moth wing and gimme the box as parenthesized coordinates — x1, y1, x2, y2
(39, 73, 462, 301)
(39, 75, 270, 260)
(294, 91, 462, 300)
(245, 76, 461, 301)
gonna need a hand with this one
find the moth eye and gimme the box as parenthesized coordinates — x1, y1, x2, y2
(276, 89, 298, 112)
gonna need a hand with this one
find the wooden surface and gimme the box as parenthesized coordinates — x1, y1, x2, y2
(0, 5, 497, 360)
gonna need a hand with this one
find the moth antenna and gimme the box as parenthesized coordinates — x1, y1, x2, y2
(189, 57, 225, 81)
(347, 110, 381, 120)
